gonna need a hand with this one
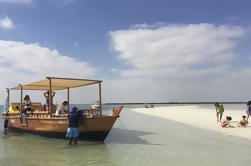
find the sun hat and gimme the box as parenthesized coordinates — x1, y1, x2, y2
(71, 106, 78, 112)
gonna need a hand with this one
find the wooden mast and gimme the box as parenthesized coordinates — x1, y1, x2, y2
(19, 84, 23, 111)
(99, 82, 102, 115)
(67, 88, 70, 112)
(7, 88, 10, 113)
(48, 78, 52, 116)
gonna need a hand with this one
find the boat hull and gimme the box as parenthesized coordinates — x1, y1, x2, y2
(8, 126, 109, 141)
(5, 115, 118, 141)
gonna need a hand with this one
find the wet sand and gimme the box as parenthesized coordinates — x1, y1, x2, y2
(131, 105, 251, 141)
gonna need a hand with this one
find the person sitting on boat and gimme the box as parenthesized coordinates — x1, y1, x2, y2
(23, 95, 32, 116)
(238, 115, 248, 127)
(66, 106, 84, 146)
(55, 101, 69, 116)
(43, 90, 56, 111)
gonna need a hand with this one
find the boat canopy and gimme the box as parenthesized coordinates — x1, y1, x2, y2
(10, 77, 102, 91)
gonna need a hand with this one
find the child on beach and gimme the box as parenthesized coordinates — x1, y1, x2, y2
(221, 116, 233, 128)
(238, 115, 248, 127)
(215, 103, 224, 122)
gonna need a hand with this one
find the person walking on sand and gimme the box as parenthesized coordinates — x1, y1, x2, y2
(221, 116, 233, 127)
(66, 106, 83, 146)
(245, 101, 251, 121)
(214, 102, 224, 122)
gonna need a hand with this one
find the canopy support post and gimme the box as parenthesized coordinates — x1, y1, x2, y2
(7, 88, 10, 113)
(48, 78, 52, 116)
(19, 84, 23, 111)
(67, 88, 70, 112)
(99, 82, 102, 115)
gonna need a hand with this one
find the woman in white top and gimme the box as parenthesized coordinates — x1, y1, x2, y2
(55, 101, 69, 116)
(23, 95, 32, 116)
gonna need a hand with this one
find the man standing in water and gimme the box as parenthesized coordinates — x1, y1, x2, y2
(66, 106, 83, 146)
(214, 102, 224, 122)
(4, 118, 8, 131)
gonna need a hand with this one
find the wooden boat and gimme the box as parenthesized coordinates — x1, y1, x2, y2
(1, 77, 123, 141)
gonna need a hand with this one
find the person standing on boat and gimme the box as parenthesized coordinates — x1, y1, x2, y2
(55, 101, 69, 116)
(44, 90, 56, 111)
(66, 106, 83, 146)
(23, 95, 32, 116)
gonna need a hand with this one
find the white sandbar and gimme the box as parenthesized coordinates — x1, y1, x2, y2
(131, 105, 251, 141)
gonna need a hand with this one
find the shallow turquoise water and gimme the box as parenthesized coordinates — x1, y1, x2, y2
(1, 104, 251, 166)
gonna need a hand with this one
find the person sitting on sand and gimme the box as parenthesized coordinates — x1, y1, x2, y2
(238, 115, 248, 127)
(246, 101, 251, 121)
(221, 116, 233, 127)
(145, 104, 154, 108)
(214, 102, 224, 122)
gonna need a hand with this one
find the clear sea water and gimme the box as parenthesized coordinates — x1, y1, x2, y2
(1, 104, 251, 166)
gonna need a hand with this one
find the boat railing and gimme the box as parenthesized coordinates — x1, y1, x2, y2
(2, 111, 53, 118)
(82, 109, 102, 116)
(10, 102, 57, 113)
(2, 106, 103, 119)
(11, 102, 43, 110)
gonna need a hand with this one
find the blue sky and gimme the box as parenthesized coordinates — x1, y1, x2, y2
(1, 0, 251, 103)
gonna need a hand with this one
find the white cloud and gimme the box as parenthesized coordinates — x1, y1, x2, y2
(0, 16, 14, 29)
(0, 0, 33, 3)
(109, 23, 245, 78)
(111, 68, 118, 73)
(104, 23, 251, 102)
(0, 40, 97, 89)
(104, 63, 251, 103)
